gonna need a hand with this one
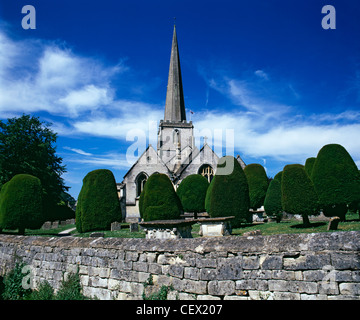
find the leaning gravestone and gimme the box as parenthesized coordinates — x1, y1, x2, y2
(327, 216, 340, 231)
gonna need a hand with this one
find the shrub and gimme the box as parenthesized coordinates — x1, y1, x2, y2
(264, 179, 283, 222)
(139, 173, 182, 221)
(207, 156, 250, 227)
(0, 174, 43, 234)
(274, 171, 283, 183)
(311, 144, 360, 220)
(2, 262, 32, 300)
(304, 157, 316, 177)
(176, 174, 209, 218)
(56, 272, 86, 300)
(282, 164, 319, 227)
(244, 164, 269, 209)
(76, 169, 121, 233)
(30, 281, 54, 300)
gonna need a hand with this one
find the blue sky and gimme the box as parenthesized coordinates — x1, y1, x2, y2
(1, 0, 360, 199)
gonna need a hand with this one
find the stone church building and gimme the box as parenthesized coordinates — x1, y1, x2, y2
(119, 26, 245, 222)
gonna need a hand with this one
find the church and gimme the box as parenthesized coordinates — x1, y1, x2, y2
(118, 26, 245, 222)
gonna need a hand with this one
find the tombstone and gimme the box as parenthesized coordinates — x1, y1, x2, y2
(130, 223, 139, 232)
(41, 221, 51, 230)
(111, 221, 121, 231)
(139, 220, 196, 239)
(327, 216, 340, 231)
(243, 229, 262, 237)
(52, 221, 59, 229)
(197, 216, 234, 237)
(90, 232, 105, 238)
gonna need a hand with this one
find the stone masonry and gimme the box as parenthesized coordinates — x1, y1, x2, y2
(0, 231, 359, 300)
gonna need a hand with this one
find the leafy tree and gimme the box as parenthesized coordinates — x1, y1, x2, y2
(76, 169, 121, 233)
(139, 173, 182, 222)
(282, 164, 319, 227)
(0, 174, 44, 234)
(264, 179, 283, 223)
(206, 156, 250, 227)
(244, 163, 269, 209)
(176, 174, 209, 218)
(304, 157, 316, 177)
(311, 144, 360, 220)
(0, 115, 67, 218)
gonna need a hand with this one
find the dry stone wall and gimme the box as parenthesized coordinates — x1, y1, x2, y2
(0, 231, 359, 300)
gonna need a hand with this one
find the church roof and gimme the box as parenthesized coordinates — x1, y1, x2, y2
(164, 25, 186, 123)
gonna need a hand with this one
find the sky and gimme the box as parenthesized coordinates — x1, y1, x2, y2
(1, 0, 360, 200)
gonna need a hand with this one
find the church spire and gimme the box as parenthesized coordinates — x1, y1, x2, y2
(164, 25, 186, 122)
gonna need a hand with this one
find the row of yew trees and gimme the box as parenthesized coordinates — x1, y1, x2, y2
(1, 143, 359, 233)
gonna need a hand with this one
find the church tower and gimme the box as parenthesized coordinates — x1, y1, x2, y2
(158, 25, 194, 168)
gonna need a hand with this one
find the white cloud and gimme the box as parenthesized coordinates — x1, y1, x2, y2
(254, 70, 269, 80)
(58, 85, 112, 116)
(0, 31, 124, 118)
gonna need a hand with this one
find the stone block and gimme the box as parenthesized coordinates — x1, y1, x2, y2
(200, 268, 217, 281)
(242, 255, 260, 269)
(184, 267, 199, 280)
(260, 255, 282, 270)
(283, 254, 330, 270)
(273, 292, 300, 300)
(339, 283, 360, 295)
(182, 279, 207, 294)
(169, 264, 184, 278)
(197, 295, 221, 300)
(331, 253, 360, 270)
(208, 280, 235, 296)
(268, 280, 288, 292)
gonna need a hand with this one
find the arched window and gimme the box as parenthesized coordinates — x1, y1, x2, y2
(198, 164, 214, 183)
(136, 172, 148, 197)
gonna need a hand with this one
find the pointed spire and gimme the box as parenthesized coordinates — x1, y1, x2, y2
(164, 25, 186, 122)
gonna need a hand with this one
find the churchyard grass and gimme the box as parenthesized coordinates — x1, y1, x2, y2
(1, 212, 359, 238)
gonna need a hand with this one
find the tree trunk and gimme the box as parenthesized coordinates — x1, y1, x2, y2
(302, 214, 311, 227)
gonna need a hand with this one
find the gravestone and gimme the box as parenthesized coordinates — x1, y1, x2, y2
(139, 219, 196, 239)
(111, 221, 121, 231)
(51, 221, 59, 229)
(130, 223, 139, 232)
(197, 216, 234, 237)
(90, 232, 105, 237)
(41, 221, 51, 230)
(327, 216, 340, 231)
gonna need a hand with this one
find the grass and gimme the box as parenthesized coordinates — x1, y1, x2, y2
(1, 212, 359, 239)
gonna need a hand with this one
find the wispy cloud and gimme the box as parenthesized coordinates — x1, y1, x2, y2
(196, 67, 360, 165)
(63, 146, 93, 156)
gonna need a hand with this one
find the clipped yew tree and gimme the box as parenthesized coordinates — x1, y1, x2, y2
(207, 156, 250, 227)
(139, 173, 182, 222)
(176, 174, 209, 218)
(264, 179, 283, 222)
(282, 164, 318, 227)
(311, 144, 360, 220)
(304, 157, 316, 177)
(76, 169, 121, 233)
(244, 163, 269, 210)
(0, 174, 43, 235)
